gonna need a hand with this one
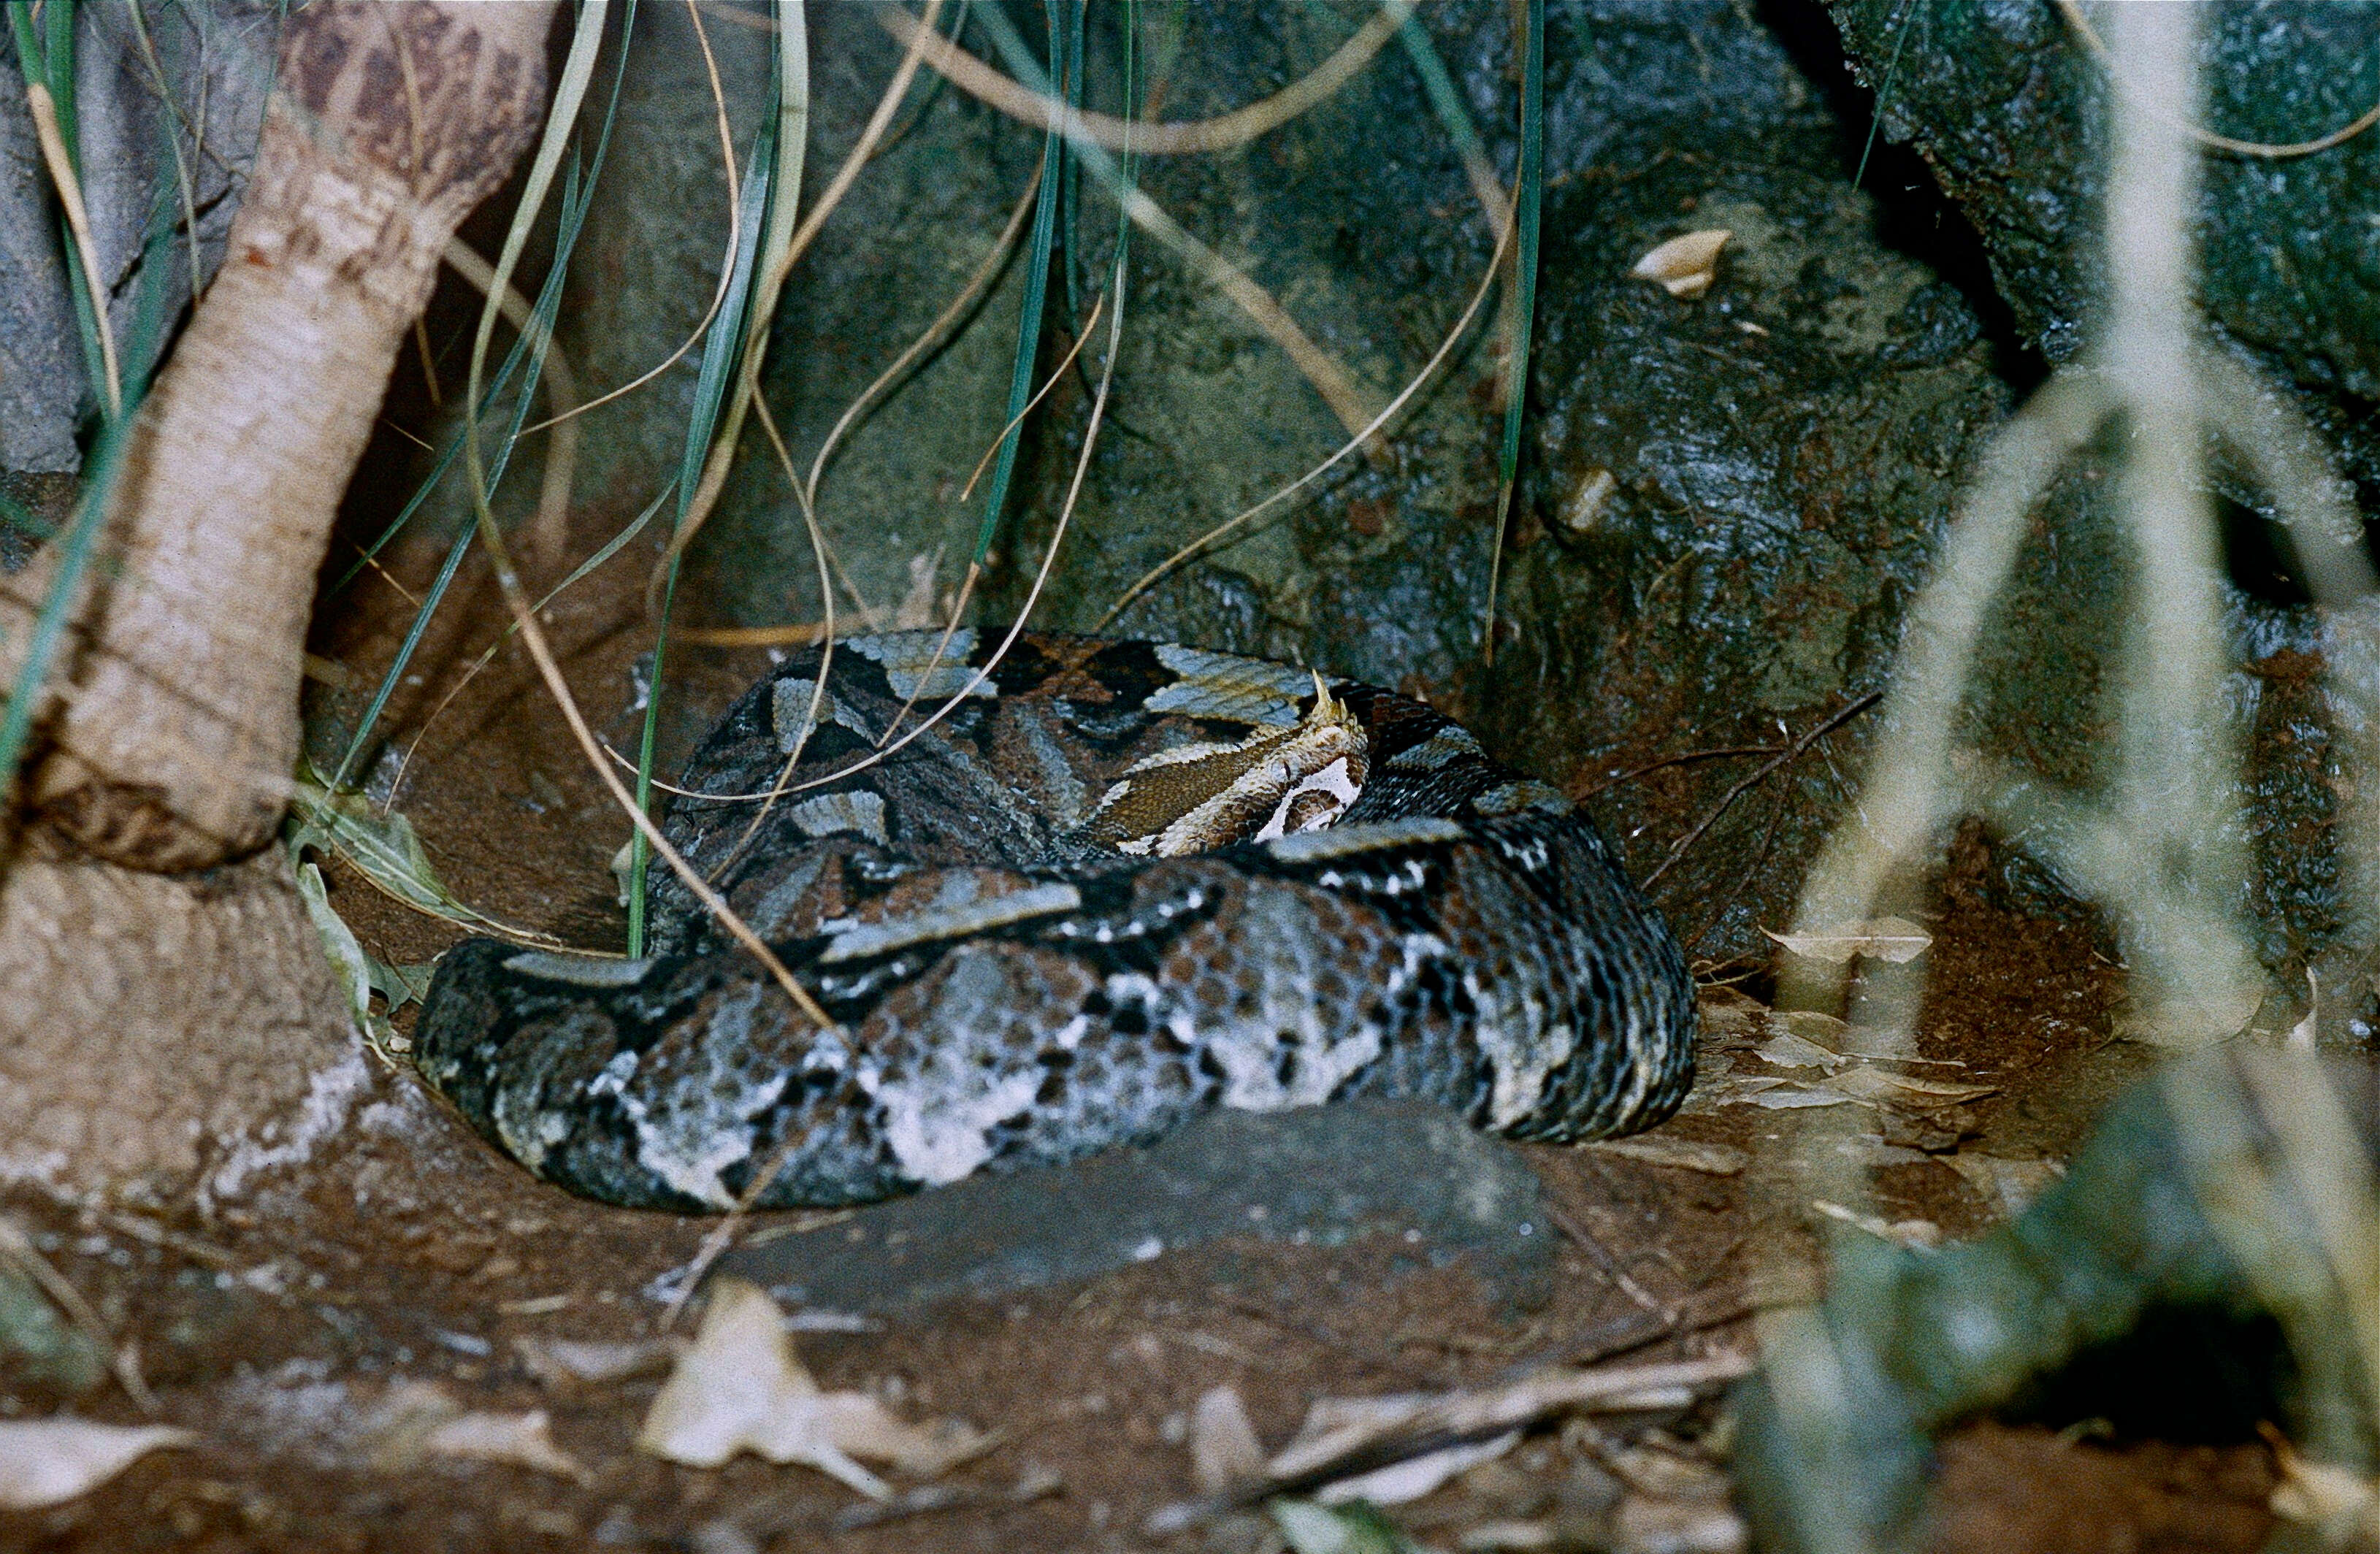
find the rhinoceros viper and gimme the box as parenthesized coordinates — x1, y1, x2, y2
(416, 630, 1696, 1210)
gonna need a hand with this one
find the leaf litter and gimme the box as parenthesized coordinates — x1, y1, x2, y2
(635, 1278, 991, 1497)
(0, 1418, 196, 1510)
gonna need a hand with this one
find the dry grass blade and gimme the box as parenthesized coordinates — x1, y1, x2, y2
(121, 0, 206, 305)
(452, 0, 838, 1036)
(1097, 199, 1514, 629)
(873, 290, 1110, 748)
(469, 519, 842, 1032)
(803, 167, 1044, 514)
(664, 0, 949, 577)
(638, 226, 1132, 824)
(921, 4, 1387, 448)
(1796, 4, 2265, 1043)
(23, 81, 121, 419)
(1149, 1354, 1750, 1532)
(878, 0, 1410, 154)
(521, 0, 743, 436)
(438, 238, 581, 572)
(380, 483, 669, 807)
(960, 295, 1103, 500)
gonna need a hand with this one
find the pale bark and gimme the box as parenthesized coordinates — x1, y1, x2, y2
(1, 2, 559, 1197)
(18, 1, 557, 869)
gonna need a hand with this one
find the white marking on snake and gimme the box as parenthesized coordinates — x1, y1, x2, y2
(816, 882, 1084, 963)
(788, 790, 889, 845)
(1265, 816, 1466, 862)
(502, 951, 655, 987)
(1252, 756, 1360, 841)
(843, 629, 995, 700)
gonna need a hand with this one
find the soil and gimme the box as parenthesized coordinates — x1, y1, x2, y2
(0, 535, 2286, 1554)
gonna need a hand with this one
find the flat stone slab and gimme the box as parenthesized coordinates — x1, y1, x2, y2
(718, 1102, 1554, 1314)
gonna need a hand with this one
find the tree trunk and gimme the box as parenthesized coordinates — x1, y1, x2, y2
(0, 1, 559, 1198)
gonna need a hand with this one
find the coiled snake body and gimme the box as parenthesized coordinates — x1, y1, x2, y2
(416, 632, 1696, 1210)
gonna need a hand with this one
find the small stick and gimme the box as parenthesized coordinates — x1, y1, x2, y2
(1644, 691, 1882, 889)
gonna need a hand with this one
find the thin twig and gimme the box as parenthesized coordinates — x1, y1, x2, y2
(1545, 1202, 1663, 1314)
(1643, 691, 1882, 889)
(1574, 743, 1786, 803)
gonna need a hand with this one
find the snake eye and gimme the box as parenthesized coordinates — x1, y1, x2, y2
(1253, 755, 1361, 842)
(1282, 787, 1345, 834)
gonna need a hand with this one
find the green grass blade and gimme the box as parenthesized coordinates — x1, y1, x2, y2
(626, 102, 781, 956)
(0, 133, 181, 797)
(1500, 0, 1543, 491)
(1391, 5, 1491, 196)
(966, 0, 1068, 568)
(329, 2, 644, 788)
(39, 0, 71, 153)
(8, 1, 115, 428)
(329, 0, 640, 598)
(1480, 0, 1543, 665)
(328, 157, 594, 790)
(1059, 0, 1084, 320)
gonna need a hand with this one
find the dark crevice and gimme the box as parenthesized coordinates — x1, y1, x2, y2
(1755, 0, 2044, 396)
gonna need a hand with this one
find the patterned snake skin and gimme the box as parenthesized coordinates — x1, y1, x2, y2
(415, 632, 1696, 1210)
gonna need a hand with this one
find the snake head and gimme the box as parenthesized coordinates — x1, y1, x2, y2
(1087, 673, 1370, 857)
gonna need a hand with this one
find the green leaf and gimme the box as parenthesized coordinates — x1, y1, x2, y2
(1480, 0, 1545, 662)
(1269, 1499, 1413, 1554)
(366, 955, 439, 1012)
(294, 859, 374, 1032)
(286, 779, 549, 944)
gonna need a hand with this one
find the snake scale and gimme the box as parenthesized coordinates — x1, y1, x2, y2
(416, 631, 1697, 1211)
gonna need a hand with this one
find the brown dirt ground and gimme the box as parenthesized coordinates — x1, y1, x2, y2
(0, 535, 2281, 1553)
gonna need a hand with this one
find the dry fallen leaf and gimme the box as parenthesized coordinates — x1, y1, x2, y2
(1821, 1064, 1997, 1107)
(1190, 1385, 1266, 1493)
(1753, 1031, 1840, 1070)
(2263, 1423, 2380, 1539)
(0, 1418, 196, 1509)
(1316, 1430, 1518, 1507)
(1692, 987, 1767, 1044)
(637, 1278, 989, 1497)
(1582, 1136, 1748, 1177)
(515, 1334, 677, 1389)
(1761, 916, 1933, 965)
(1742, 1084, 1853, 1111)
(1629, 229, 1732, 299)
(421, 1407, 591, 1485)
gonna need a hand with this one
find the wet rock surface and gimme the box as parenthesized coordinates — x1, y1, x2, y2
(720, 1102, 1556, 1317)
(288, 0, 2373, 974)
(1821, 0, 2380, 402)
